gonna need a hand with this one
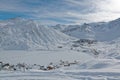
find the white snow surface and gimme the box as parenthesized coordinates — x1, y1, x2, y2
(53, 18, 120, 41)
(1, 50, 120, 80)
(0, 18, 120, 80)
(0, 18, 73, 50)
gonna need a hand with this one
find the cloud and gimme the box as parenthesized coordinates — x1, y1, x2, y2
(0, 0, 22, 11)
(97, 0, 120, 13)
(67, 11, 120, 24)
(0, 0, 120, 25)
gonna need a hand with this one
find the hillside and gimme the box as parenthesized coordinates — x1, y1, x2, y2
(0, 18, 73, 50)
(53, 18, 120, 41)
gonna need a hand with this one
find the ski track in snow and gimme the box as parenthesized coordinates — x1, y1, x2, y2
(0, 69, 120, 80)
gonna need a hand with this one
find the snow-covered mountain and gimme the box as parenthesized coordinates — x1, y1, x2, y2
(53, 18, 120, 41)
(1, 18, 120, 80)
(0, 18, 73, 50)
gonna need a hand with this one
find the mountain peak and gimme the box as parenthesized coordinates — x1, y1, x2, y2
(7, 17, 26, 22)
(0, 18, 72, 50)
(53, 17, 120, 41)
(4, 17, 35, 24)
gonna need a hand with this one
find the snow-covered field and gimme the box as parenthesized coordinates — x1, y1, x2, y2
(0, 50, 120, 80)
(0, 50, 92, 80)
(1, 66, 120, 80)
(0, 50, 92, 65)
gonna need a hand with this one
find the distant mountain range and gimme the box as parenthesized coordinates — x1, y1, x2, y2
(0, 17, 120, 50)
(52, 18, 120, 41)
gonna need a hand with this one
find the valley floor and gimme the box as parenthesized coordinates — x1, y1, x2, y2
(0, 50, 92, 65)
(0, 50, 120, 80)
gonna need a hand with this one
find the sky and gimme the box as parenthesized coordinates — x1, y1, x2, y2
(0, 0, 120, 25)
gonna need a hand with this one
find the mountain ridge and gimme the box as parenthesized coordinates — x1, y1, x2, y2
(52, 18, 120, 41)
(0, 18, 73, 50)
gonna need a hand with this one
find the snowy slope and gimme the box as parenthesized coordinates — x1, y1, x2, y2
(53, 18, 120, 41)
(0, 18, 73, 50)
(51, 24, 68, 31)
